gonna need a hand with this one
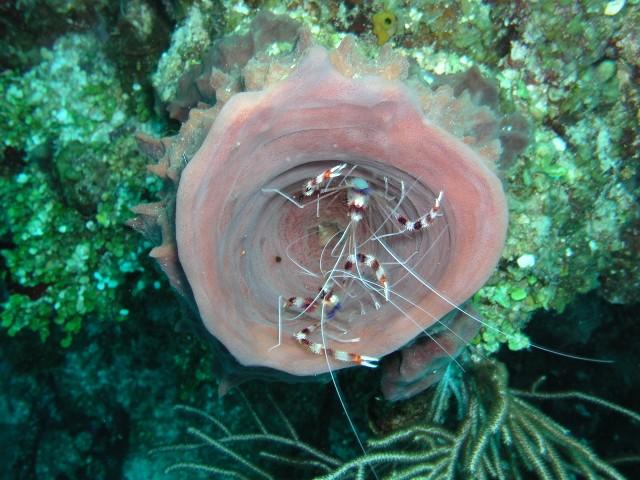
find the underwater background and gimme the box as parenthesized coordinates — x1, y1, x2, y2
(0, 1, 639, 479)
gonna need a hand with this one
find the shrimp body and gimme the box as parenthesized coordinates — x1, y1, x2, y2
(269, 164, 444, 368)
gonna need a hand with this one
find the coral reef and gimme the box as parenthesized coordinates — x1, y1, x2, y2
(142, 3, 638, 476)
(1, 1, 638, 478)
(0, 32, 156, 346)
(473, 0, 640, 347)
(157, 11, 300, 120)
(0, 0, 113, 69)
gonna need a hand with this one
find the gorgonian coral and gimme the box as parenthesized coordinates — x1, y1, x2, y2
(131, 13, 527, 387)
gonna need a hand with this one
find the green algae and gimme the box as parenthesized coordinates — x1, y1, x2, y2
(475, 6, 638, 350)
(0, 33, 160, 346)
(0, 135, 156, 346)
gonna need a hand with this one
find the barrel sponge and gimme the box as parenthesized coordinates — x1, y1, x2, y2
(130, 30, 527, 378)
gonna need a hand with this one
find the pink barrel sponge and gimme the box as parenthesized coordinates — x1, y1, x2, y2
(131, 26, 525, 380)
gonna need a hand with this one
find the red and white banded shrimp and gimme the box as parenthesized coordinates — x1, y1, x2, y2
(264, 162, 452, 370)
(263, 162, 610, 377)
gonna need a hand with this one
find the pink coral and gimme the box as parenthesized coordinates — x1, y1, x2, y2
(131, 22, 525, 381)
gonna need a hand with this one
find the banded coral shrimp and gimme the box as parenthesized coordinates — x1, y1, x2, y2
(263, 161, 609, 374)
(263, 163, 596, 367)
(263, 162, 446, 367)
